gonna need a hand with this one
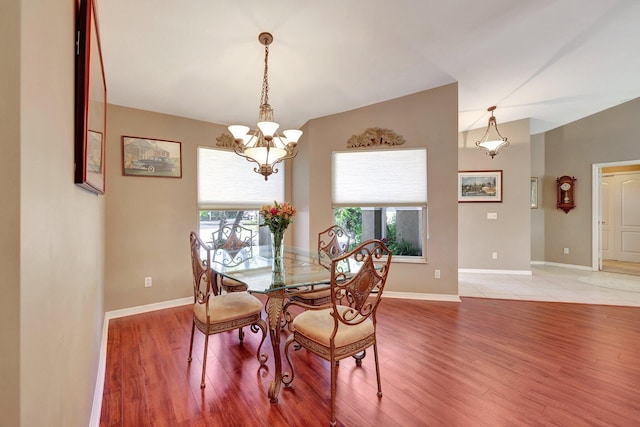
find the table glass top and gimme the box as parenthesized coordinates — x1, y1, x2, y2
(214, 247, 333, 294)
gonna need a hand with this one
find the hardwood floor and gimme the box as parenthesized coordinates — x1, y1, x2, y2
(100, 297, 640, 426)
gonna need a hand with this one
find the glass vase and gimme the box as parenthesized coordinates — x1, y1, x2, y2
(271, 229, 286, 286)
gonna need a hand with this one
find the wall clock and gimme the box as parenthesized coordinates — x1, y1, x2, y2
(556, 175, 576, 213)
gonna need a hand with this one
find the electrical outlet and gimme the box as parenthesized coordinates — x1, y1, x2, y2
(492, 252, 498, 259)
(434, 269, 441, 279)
(563, 248, 569, 254)
(144, 277, 152, 287)
(487, 212, 498, 220)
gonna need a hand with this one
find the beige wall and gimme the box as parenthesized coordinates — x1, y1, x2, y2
(104, 104, 293, 312)
(0, 0, 21, 425)
(458, 118, 532, 271)
(294, 84, 460, 295)
(0, 0, 106, 426)
(104, 105, 233, 310)
(531, 133, 545, 261)
(106, 85, 459, 305)
(544, 98, 640, 266)
(291, 121, 312, 250)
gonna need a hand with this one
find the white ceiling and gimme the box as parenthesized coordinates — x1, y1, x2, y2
(97, 0, 640, 135)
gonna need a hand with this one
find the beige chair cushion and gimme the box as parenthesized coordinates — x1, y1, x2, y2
(290, 286, 330, 300)
(221, 276, 248, 291)
(292, 305, 374, 347)
(194, 292, 263, 324)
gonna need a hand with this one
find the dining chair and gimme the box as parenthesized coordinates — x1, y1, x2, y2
(282, 225, 351, 328)
(209, 223, 255, 293)
(283, 239, 392, 426)
(188, 232, 268, 388)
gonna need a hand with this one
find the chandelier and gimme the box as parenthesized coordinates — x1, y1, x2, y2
(228, 32, 302, 180)
(475, 106, 509, 158)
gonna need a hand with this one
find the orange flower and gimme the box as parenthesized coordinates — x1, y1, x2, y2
(260, 200, 296, 235)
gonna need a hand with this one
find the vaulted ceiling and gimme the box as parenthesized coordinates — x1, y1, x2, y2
(98, 0, 640, 135)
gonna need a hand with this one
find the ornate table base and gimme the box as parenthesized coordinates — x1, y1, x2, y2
(264, 288, 286, 403)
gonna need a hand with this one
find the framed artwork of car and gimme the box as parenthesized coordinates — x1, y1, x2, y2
(122, 136, 182, 178)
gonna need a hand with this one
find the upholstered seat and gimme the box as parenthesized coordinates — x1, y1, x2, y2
(217, 275, 249, 293)
(283, 239, 392, 426)
(292, 305, 373, 350)
(287, 285, 331, 306)
(193, 292, 264, 326)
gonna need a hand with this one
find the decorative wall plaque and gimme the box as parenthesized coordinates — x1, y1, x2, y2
(215, 133, 235, 149)
(347, 127, 406, 148)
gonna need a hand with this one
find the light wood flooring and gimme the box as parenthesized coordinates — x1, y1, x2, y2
(100, 295, 640, 426)
(460, 264, 640, 306)
(602, 259, 640, 276)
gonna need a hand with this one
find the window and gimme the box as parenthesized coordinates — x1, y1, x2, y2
(332, 148, 427, 258)
(197, 147, 284, 254)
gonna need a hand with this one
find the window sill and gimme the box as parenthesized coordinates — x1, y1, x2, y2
(389, 256, 427, 264)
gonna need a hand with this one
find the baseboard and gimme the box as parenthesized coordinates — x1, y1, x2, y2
(384, 291, 461, 302)
(89, 297, 192, 427)
(88, 313, 110, 427)
(106, 296, 192, 320)
(459, 262, 594, 273)
(542, 262, 593, 271)
(458, 268, 532, 275)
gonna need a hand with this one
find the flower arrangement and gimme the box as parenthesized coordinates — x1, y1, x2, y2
(259, 200, 297, 235)
(260, 201, 296, 280)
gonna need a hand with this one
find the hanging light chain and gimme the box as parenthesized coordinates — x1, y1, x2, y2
(259, 39, 272, 121)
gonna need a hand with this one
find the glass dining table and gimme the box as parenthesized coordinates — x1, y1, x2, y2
(213, 247, 333, 403)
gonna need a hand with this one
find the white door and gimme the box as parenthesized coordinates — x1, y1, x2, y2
(603, 172, 640, 263)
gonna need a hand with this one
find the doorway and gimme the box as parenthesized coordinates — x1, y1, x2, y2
(592, 160, 640, 275)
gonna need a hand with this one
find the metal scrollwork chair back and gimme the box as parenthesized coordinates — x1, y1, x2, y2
(283, 239, 392, 426)
(210, 224, 256, 292)
(188, 232, 268, 388)
(282, 225, 352, 328)
(318, 224, 351, 269)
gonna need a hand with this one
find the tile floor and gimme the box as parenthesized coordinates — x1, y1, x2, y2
(459, 264, 640, 307)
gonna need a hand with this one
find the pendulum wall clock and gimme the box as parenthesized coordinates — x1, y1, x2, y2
(556, 175, 576, 213)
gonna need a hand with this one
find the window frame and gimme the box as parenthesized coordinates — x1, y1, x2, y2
(197, 146, 286, 261)
(331, 148, 428, 261)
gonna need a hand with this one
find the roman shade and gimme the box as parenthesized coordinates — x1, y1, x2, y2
(331, 148, 427, 207)
(198, 147, 285, 209)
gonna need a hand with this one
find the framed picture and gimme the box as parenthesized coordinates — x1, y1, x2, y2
(458, 170, 503, 202)
(530, 177, 539, 209)
(74, 0, 107, 194)
(122, 136, 183, 178)
(86, 130, 103, 173)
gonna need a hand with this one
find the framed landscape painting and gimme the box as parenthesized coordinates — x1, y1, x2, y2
(458, 170, 503, 202)
(122, 136, 182, 178)
(530, 177, 539, 208)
